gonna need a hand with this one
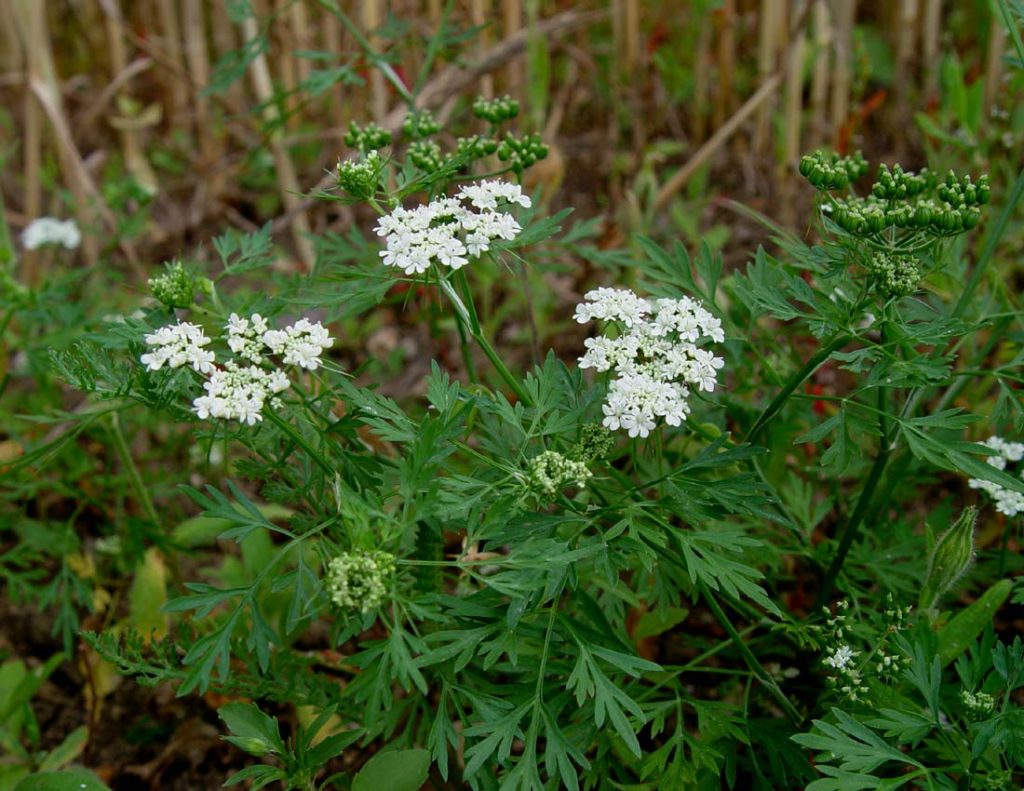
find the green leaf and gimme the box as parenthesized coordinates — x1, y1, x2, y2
(352, 747, 431, 791)
(13, 770, 111, 791)
(218, 702, 285, 756)
(127, 549, 168, 640)
(213, 223, 275, 274)
(223, 764, 288, 789)
(632, 606, 691, 640)
(792, 708, 922, 774)
(864, 708, 933, 744)
(37, 726, 89, 772)
(937, 579, 1014, 665)
(508, 207, 573, 249)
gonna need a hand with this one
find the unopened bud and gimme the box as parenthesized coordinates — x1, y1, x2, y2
(920, 506, 977, 611)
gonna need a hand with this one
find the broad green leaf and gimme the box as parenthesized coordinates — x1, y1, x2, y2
(127, 549, 168, 641)
(218, 702, 285, 756)
(352, 747, 431, 791)
(13, 769, 111, 791)
(632, 606, 691, 640)
(937, 579, 1014, 665)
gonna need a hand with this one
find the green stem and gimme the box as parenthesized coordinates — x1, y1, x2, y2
(265, 409, 335, 478)
(109, 411, 161, 528)
(109, 412, 184, 587)
(438, 276, 533, 405)
(815, 432, 891, 608)
(700, 584, 801, 725)
(453, 313, 481, 384)
(745, 331, 851, 444)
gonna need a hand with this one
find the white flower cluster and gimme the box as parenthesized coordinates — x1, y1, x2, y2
(141, 313, 333, 425)
(193, 363, 290, 426)
(968, 436, 1024, 517)
(22, 217, 81, 250)
(574, 288, 725, 438)
(326, 550, 396, 613)
(141, 322, 215, 374)
(374, 179, 531, 276)
(262, 318, 334, 370)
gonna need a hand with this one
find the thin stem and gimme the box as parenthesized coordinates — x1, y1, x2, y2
(453, 313, 481, 384)
(265, 408, 335, 478)
(815, 408, 891, 608)
(109, 411, 160, 527)
(744, 330, 851, 444)
(109, 412, 184, 587)
(700, 584, 802, 725)
(437, 276, 533, 405)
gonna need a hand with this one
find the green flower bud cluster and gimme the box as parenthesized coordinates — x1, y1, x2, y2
(326, 550, 396, 614)
(473, 94, 520, 124)
(937, 171, 990, 209)
(799, 149, 869, 190)
(865, 251, 920, 299)
(919, 506, 976, 612)
(824, 196, 888, 235)
(526, 450, 592, 499)
(981, 771, 1014, 791)
(573, 423, 615, 463)
(959, 689, 997, 720)
(806, 151, 989, 243)
(149, 260, 196, 309)
(344, 120, 391, 152)
(456, 135, 499, 162)
(871, 163, 932, 200)
(497, 132, 548, 173)
(337, 150, 384, 201)
(408, 140, 444, 172)
(402, 109, 441, 140)
(828, 195, 981, 237)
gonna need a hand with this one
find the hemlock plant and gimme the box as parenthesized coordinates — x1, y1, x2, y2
(8, 87, 1024, 790)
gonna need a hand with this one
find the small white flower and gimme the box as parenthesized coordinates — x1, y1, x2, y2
(22, 217, 81, 250)
(824, 645, 856, 670)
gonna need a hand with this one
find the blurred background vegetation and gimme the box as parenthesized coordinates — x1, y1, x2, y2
(2, 0, 1021, 273)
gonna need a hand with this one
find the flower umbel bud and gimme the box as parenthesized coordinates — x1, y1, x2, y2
(959, 689, 997, 720)
(573, 423, 616, 463)
(525, 450, 591, 499)
(338, 151, 384, 201)
(865, 251, 920, 298)
(326, 550, 396, 614)
(149, 260, 197, 309)
(344, 120, 391, 152)
(919, 505, 977, 612)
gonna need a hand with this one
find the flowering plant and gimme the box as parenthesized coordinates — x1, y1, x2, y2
(4, 57, 1024, 791)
